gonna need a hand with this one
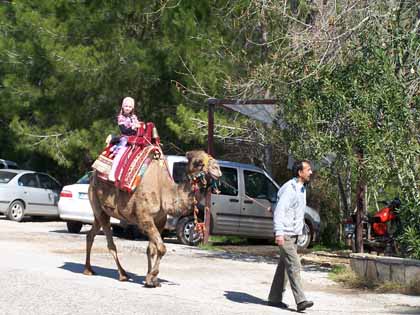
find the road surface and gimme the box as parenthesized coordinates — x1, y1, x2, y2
(0, 217, 419, 315)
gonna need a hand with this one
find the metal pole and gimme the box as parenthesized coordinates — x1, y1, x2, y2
(207, 103, 215, 156)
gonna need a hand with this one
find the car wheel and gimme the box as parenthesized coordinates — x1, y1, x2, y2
(297, 221, 312, 249)
(176, 216, 202, 246)
(66, 221, 83, 233)
(7, 200, 25, 222)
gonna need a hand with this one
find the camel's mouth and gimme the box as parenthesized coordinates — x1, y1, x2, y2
(208, 160, 222, 180)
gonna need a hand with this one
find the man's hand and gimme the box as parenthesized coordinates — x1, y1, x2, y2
(275, 235, 285, 246)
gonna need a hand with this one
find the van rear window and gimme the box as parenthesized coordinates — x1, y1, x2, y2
(0, 171, 17, 184)
(173, 162, 187, 183)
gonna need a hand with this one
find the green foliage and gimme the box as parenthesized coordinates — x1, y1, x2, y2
(398, 225, 420, 260)
(0, 1, 220, 170)
(166, 104, 250, 148)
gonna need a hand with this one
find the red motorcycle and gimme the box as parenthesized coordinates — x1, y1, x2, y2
(343, 198, 401, 255)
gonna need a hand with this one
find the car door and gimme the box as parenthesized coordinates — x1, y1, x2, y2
(171, 162, 241, 235)
(18, 173, 45, 214)
(36, 173, 61, 215)
(210, 166, 241, 235)
(238, 169, 278, 238)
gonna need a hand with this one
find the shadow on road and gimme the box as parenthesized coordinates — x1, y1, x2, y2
(224, 291, 267, 306)
(224, 291, 297, 312)
(197, 251, 278, 264)
(59, 262, 170, 286)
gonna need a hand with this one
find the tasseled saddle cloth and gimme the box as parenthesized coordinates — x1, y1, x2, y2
(92, 122, 171, 193)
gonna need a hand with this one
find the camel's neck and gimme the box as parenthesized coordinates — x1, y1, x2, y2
(164, 181, 201, 217)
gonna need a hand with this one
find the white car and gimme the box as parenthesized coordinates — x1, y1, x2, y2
(58, 173, 122, 233)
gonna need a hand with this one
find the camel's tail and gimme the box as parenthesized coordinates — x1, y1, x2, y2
(90, 169, 98, 187)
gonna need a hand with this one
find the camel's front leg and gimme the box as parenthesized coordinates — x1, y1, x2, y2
(143, 222, 166, 287)
(100, 215, 129, 281)
(84, 217, 101, 276)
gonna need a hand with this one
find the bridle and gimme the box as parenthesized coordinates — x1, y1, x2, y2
(186, 155, 220, 239)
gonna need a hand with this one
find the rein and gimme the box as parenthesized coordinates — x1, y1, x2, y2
(187, 170, 221, 240)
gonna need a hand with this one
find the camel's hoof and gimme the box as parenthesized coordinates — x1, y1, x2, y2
(83, 269, 95, 276)
(144, 281, 158, 288)
(119, 275, 129, 282)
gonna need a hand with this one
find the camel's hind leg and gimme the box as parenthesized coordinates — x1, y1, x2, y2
(143, 220, 166, 288)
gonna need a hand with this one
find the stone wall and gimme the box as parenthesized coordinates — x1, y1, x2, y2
(350, 253, 420, 285)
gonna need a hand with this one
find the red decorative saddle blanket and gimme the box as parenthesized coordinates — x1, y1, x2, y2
(92, 122, 171, 193)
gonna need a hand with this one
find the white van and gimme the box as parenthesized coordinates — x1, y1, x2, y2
(165, 156, 320, 249)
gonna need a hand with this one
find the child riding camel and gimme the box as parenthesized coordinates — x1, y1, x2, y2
(108, 96, 140, 181)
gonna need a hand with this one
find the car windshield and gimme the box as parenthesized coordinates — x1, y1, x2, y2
(0, 171, 17, 184)
(76, 172, 91, 184)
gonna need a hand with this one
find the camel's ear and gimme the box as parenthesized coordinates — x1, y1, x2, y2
(186, 151, 193, 161)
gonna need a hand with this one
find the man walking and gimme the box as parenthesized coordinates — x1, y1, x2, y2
(268, 160, 314, 312)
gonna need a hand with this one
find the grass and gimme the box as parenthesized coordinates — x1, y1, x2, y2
(197, 235, 247, 251)
(208, 235, 248, 245)
(328, 265, 420, 295)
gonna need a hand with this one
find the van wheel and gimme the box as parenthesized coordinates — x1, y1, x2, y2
(176, 216, 202, 246)
(66, 221, 83, 233)
(297, 221, 312, 249)
(7, 200, 25, 222)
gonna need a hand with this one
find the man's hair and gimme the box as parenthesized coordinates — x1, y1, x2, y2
(292, 159, 311, 178)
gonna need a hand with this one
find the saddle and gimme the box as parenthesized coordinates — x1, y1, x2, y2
(92, 122, 171, 193)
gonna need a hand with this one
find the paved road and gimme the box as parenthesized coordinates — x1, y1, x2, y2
(0, 217, 419, 315)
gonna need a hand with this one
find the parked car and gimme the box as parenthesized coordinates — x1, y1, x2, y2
(0, 169, 61, 221)
(0, 159, 19, 169)
(165, 156, 321, 249)
(58, 172, 125, 234)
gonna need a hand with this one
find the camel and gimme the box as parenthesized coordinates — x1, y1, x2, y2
(84, 150, 222, 287)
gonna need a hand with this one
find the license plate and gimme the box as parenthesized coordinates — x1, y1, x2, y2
(79, 192, 88, 199)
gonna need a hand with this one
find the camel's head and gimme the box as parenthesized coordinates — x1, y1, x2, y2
(186, 150, 222, 192)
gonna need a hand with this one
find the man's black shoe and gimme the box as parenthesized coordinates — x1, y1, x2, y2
(297, 300, 314, 311)
(268, 301, 288, 309)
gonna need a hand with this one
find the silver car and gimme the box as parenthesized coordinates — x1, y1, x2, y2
(0, 159, 19, 169)
(0, 169, 61, 221)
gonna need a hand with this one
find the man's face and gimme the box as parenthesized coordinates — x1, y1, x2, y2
(298, 162, 312, 183)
